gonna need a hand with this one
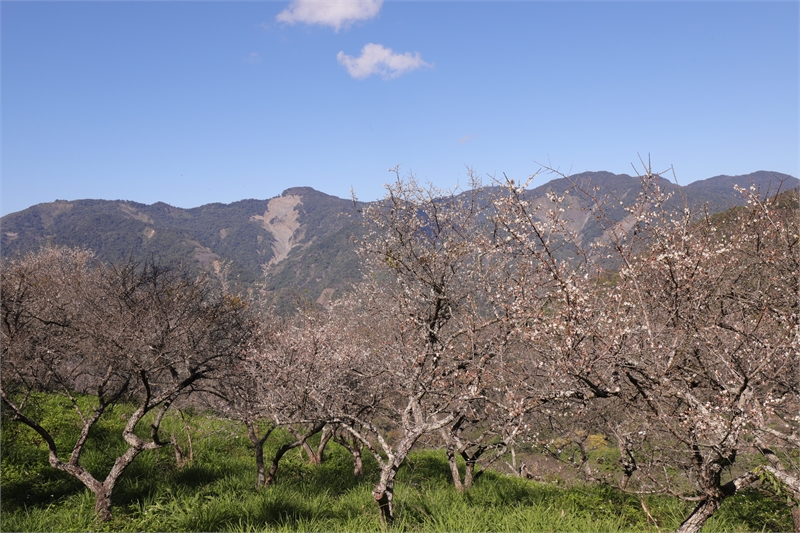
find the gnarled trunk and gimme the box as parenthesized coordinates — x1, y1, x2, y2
(315, 425, 334, 464)
(93, 486, 113, 522)
(264, 423, 325, 485)
(676, 468, 761, 533)
(676, 497, 721, 533)
(373, 464, 399, 525)
(371, 430, 424, 525)
(265, 442, 296, 486)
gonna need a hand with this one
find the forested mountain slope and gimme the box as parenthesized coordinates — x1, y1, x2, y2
(2, 170, 795, 306)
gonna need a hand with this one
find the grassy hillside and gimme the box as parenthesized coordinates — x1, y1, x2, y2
(1, 394, 793, 532)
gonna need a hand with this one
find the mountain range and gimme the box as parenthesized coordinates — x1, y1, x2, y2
(2, 170, 796, 310)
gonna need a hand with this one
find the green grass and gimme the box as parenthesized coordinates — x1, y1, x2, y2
(2, 401, 794, 532)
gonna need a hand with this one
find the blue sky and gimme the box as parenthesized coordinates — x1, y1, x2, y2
(2, 1, 798, 216)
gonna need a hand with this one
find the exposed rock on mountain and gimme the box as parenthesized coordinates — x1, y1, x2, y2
(2, 170, 795, 311)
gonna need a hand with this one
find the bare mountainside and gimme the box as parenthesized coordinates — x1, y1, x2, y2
(1, 170, 796, 309)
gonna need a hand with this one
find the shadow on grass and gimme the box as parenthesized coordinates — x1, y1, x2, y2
(1, 469, 85, 512)
(171, 464, 223, 488)
(5, 409, 796, 532)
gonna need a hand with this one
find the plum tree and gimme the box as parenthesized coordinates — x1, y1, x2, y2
(1, 247, 249, 521)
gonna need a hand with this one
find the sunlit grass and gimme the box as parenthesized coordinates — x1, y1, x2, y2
(2, 402, 793, 532)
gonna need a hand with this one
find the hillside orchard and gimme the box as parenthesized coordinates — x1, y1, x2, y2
(2, 167, 798, 532)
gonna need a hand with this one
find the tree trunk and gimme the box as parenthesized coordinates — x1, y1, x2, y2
(265, 442, 296, 486)
(506, 445, 519, 476)
(445, 445, 464, 492)
(676, 497, 720, 533)
(300, 440, 319, 464)
(373, 464, 399, 525)
(288, 424, 328, 464)
(93, 486, 113, 522)
(676, 469, 761, 533)
(463, 460, 476, 490)
(171, 410, 194, 467)
(792, 503, 800, 533)
(254, 442, 267, 488)
(371, 426, 427, 525)
(94, 429, 161, 521)
(300, 425, 333, 464)
(246, 421, 270, 489)
(792, 506, 800, 533)
(315, 425, 334, 464)
(264, 423, 325, 485)
(171, 433, 192, 467)
(352, 447, 364, 478)
(335, 431, 365, 477)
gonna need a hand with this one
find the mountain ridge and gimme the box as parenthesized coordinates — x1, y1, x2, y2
(2, 170, 796, 309)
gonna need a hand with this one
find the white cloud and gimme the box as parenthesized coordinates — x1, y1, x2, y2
(337, 43, 431, 80)
(276, 0, 382, 32)
(245, 52, 261, 64)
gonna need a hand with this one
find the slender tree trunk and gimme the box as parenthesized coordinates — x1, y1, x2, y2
(47, 461, 120, 523)
(172, 433, 189, 467)
(445, 445, 464, 492)
(36, 402, 162, 522)
(94, 427, 162, 521)
(246, 422, 268, 488)
(52, 461, 110, 521)
(352, 446, 364, 478)
(265, 442, 296, 486)
(506, 445, 519, 476)
(315, 425, 334, 464)
(300, 440, 319, 464)
(264, 423, 325, 485)
(461, 446, 490, 489)
(254, 443, 267, 488)
(335, 431, 365, 477)
(289, 424, 329, 464)
(344, 439, 364, 478)
(463, 460, 477, 490)
(170, 410, 194, 466)
(617, 433, 637, 490)
(300, 425, 334, 464)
